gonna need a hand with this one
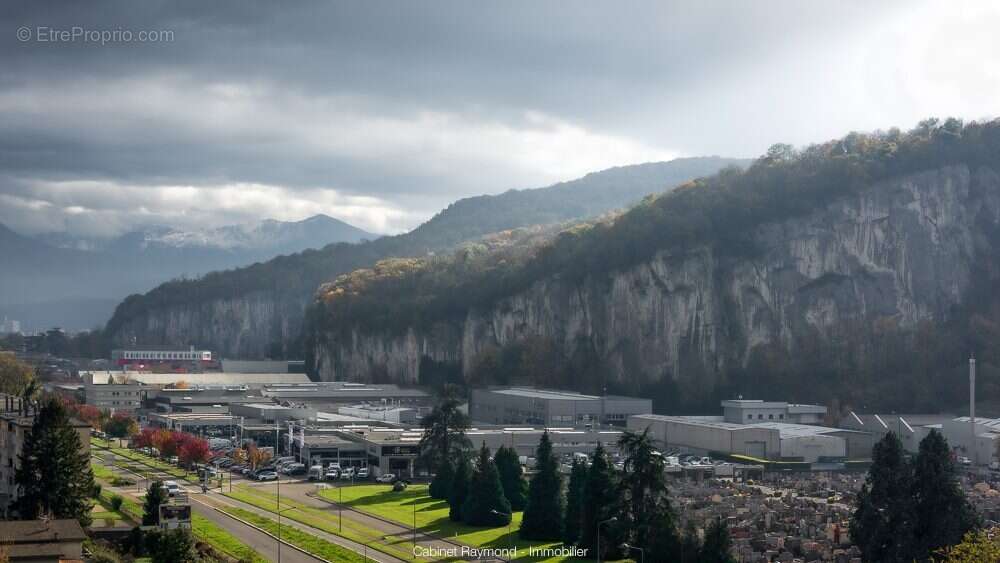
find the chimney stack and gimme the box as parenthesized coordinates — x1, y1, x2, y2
(971, 354, 977, 465)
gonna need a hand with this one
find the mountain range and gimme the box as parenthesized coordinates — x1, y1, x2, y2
(104, 156, 746, 358)
(0, 215, 374, 331)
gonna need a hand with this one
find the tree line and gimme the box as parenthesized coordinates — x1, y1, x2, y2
(419, 388, 736, 562)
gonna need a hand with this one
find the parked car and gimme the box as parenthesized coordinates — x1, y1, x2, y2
(325, 468, 340, 480)
(256, 471, 278, 481)
(357, 467, 369, 479)
(308, 465, 325, 481)
(168, 456, 180, 465)
(340, 467, 355, 480)
(163, 481, 180, 497)
(376, 473, 395, 484)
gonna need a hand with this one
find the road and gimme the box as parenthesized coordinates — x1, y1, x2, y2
(103, 451, 408, 562)
(102, 455, 326, 563)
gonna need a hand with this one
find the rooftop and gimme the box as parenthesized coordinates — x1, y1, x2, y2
(0, 518, 87, 543)
(631, 414, 855, 437)
(488, 387, 601, 401)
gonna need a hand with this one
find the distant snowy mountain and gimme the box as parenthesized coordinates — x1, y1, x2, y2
(1, 215, 376, 331)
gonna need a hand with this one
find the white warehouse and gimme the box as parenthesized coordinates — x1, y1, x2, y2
(630, 406, 874, 462)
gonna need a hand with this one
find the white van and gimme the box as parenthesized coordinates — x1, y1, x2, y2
(307, 465, 325, 481)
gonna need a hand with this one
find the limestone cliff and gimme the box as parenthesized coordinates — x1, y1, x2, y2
(313, 165, 1000, 390)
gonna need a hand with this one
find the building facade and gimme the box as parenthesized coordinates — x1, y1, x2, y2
(0, 396, 91, 517)
(469, 387, 652, 427)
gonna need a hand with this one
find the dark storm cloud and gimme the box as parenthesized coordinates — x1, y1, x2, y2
(1, 0, 992, 235)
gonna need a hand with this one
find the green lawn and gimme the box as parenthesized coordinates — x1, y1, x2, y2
(225, 485, 430, 562)
(321, 484, 595, 562)
(192, 514, 269, 563)
(221, 507, 370, 563)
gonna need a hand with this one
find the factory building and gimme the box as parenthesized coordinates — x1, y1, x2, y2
(260, 382, 433, 411)
(838, 413, 953, 454)
(629, 400, 874, 463)
(469, 387, 652, 427)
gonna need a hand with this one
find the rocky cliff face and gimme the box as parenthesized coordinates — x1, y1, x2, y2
(113, 291, 309, 359)
(313, 165, 1000, 386)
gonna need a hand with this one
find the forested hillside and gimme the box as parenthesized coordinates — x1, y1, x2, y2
(309, 119, 1000, 414)
(105, 157, 741, 357)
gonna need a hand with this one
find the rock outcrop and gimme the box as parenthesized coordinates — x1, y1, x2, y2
(313, 165, 1000, 388)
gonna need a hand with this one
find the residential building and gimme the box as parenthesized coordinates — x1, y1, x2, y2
(0, 519, 86, 562)
(0, 395, 91, 517)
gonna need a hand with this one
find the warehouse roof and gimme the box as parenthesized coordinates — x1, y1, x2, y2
(631, 414, 860, 437)
(488, 388, 601, 401)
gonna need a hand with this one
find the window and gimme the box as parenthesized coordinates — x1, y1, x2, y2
(747, 414, 752, 420)
(758, 414, 763, 420)
(768, 414, 774, 420)
(779, 414, 784, 420)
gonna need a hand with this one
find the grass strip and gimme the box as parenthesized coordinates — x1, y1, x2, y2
(191, 514, 269, 563)
(225, 485, 425, 561)
(220, 507, 370, 563)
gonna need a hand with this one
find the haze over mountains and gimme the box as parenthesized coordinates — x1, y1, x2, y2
(0, 214, 374, 331)
(105, 157, 745, 357)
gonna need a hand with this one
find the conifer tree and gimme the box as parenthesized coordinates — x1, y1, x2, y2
(850, 432, 915, 562)
(520, 431, 564, 540)
(143, 480, 166, 526)
(912, 430, 978, 557)
(700, 517, 736, 563)
(494, 445, 527, 510)
(15, 397, 94, 523)
(579, 443, 622, 560)
(461, 443, 511, 527)
(429, 458, 454, 500)
(448, 454, 471, 522)
(563, 459, 587, 545)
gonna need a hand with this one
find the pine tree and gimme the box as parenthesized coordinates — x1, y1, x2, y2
(563, 459, 587, 545)
(429, 458, 454, 500)
(448, 454, 471, 522)
(520, 431, 564, 540)
(850, 432, 916, 563)
(618, 428, 669, 550)
(494, 445, 526, 511)
(143, 480, 166, 526)
(912, 430, 978, 558)
(699, 517, 736, 563)
(147, 529, 197, 563)
(461, 443, 512, 527)
(646, 504, 681, 562)
(579, 443, 622, 560)
(15, 397, 94, 523)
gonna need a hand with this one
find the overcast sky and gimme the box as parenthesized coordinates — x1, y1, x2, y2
(1, 1, 998, 237)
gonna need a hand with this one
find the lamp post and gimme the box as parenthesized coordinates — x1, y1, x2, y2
(597, 517, 617, 563)
(620, 543, 645, 563)
(491, 509, 512, 549)
(276, 505, 297, 563)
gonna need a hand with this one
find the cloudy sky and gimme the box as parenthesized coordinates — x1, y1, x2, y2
(1, 1, 998, 237)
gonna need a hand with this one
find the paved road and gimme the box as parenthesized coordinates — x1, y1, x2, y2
(104, 450, 415, 562)
(101, 455, 326, 563)
(258, 481, 490, 562)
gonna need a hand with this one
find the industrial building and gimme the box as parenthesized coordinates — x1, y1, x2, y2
(338, 404, 419, 425)
(469, 387, 652, 427)
(629, 400, 874, 463)
(838, 413, 953, 453)
(260, 382, 433, 411)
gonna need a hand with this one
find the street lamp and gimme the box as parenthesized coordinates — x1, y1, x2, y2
(276, 505, 297, 563)
(620, 542, 645, 563)
(597, 517, 617, 563)
(491, 509, 513, 548)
